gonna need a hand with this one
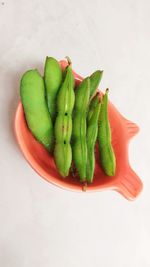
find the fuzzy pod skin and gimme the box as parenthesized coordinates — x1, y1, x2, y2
(56, 68, 75, 114)
(54, 63, 75, 177)
(72, 77, 90, 181)
(98, 89, 116, 176)
(54, 143, 72, 177)
(20, 69, 54, 152)
(87, 93, 99, 124)
(86, 101, 101, 183)
(54, 115, 72, 143)
(44, 57, 62, 121)
(89, 70, 103, 98)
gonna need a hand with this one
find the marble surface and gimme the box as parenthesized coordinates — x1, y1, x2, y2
(0, 0, 150, 266)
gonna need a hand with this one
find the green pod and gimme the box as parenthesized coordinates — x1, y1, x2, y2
(72, 77, 90, 181)
(98, 89, 116, 176)
(74, 78, 90, 111)
(72, 113, 87, 140)
(54, 115, 72, 143)
(87, 93, 99, 124)
(54, 63, 75, 177)
(44, 57, 62, 121)
(71, 114, 81, 140)
(54, 143, 72, 177)
(89, 70, 103, 98)
(99, 144, 116, 176)
(72, 140, 87, 179)
(20, 69, 53, 152)
(57, 66, 75, 114)
(86, 101, 101, 183)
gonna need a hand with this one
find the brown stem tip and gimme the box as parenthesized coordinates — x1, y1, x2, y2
(65, 56, 72, 66)
(99, 92, 103, 102)
(82, 182, 87, 192)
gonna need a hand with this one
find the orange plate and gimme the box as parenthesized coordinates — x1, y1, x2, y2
(14, 60, 143, 200)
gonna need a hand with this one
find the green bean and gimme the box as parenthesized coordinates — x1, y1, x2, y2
(72, 77, 90, 181)
(54, 61, 75, 177)
(87, 93, 99, 124)
(89, 70, 103, 98)
(86, 100, 101, 183)
(44, 57, 62, 121)
(98, 89, 116, 176)
(20, 69, 54, 151)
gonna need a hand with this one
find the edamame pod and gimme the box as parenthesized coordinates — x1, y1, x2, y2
(72, 77, 90, 181)
(89, 70, 103, 98)
(20, 69, 54, 152)
(54, 115, 72, 143)
(98, 89, 116, 176)
(87, 93, 99, 123)
(54, 143, 72, 177)
(44, 57, 62, 121)
(54, 62, 75, 177)
(86, 101, 101, 183)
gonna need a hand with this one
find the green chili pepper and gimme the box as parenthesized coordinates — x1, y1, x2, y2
(72, 77, 90, 182)
(44, 57, 62, 121)
(86, 100, 101, 183)
(98, 89, 116, 176)
(54, 61, 75, 177)
(20, 69, 54, 152)
(89, 70, 103, 98)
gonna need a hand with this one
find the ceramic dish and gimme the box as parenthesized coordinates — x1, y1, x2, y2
(14, 60, 143, 200)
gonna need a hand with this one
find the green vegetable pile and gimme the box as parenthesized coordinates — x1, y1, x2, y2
(20, 56, 116, 184)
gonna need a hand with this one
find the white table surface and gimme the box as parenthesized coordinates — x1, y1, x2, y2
(0, 0, 150, 266)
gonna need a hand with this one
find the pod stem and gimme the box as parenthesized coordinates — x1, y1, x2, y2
(82, 181, 87, 192)
(99, 92, 103, 102)
(65, 56, 72, 66)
